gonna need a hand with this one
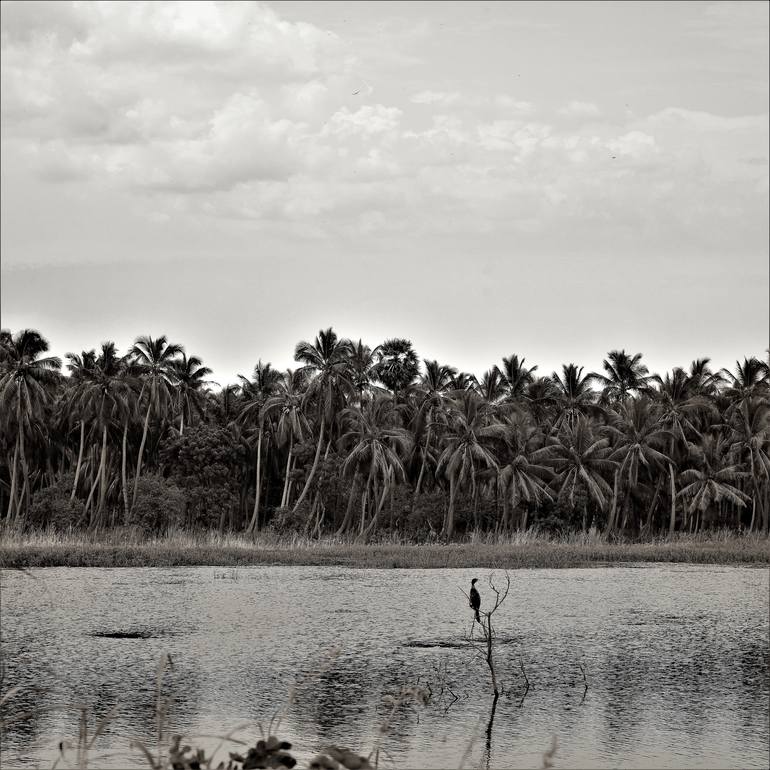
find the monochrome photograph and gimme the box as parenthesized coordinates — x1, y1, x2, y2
(1, 2, 768, 768)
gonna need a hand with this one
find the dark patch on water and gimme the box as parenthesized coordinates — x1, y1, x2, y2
(89, 629, 171, 639)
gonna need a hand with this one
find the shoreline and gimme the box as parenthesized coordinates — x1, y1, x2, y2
(1, 533, 768, 569)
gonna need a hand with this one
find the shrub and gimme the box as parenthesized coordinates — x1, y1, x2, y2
(130, 475, 187, 535)
(26, 474, 82, 531)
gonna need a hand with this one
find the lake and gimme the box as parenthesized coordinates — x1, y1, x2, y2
(1, 564, 768, 769)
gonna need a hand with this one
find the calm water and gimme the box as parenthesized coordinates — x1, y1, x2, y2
(1, 564, 768, 769)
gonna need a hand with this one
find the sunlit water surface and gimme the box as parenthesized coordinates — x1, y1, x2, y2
(1, 564, 768, 769)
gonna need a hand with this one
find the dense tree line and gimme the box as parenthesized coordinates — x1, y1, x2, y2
(1, 327, 768, 539)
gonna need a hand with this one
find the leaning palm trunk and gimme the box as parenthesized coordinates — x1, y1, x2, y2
(412, 425, 432, 507)
(132, 382, 155, 511)
(17, 411, 31, 518)
(644, 476, 664, 535)
(246, 424, 264, 534)
(5, 441, 19, 522)
(668, 463, 676, 535)
(280, 434, 294, 508)
(71, 420, 86, 502)
(336, 470, 362, 536)
(292, 418, 325, 512)
(358, 473, 391, 543)
(444, 475, 458, 538)
(95, 424, 109, 526)
(607, 469, 619, 536)
(121, 421, 130, 526)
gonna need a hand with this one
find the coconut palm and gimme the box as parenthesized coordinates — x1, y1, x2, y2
(411, 360, 458, 504)
(0, 329, 62, 521)
(262, 368, 310, 510)
(237, 360, 283, 533)
(129, 335, 183, 510)
(497, 355, 538, 402)
(292, 328, 354, 512)
(497, 419, 553, 532)
(337, 396, 410, 538)
(678, 434, 749, 532)
(604, 398, 672, 533)
(727, 397, 770, 533)
(473, 368, 506, 404)
(542, 416, 616, 529)
(551, 364, 598, 430)
(348, 340, 377, 405)
(685, 358, 723, 398)
(172, 353, 214, 435)
(436, 391, 505, 537)
(721, 357, 770, 405)
(65, 350, 98, 501)
(591, 350, 653, 405)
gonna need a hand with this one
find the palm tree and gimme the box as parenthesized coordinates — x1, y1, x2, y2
(473, 368, 505, 404)
(238, 360, 283, 533)
(411, 360, 457, 504)
(727, 397, 770, 533)
(79, 343, 133, 529)
(292, 328, 354, 513)
(497, 419, 553, 532)
(0, 329, 62, 521)
(129, 335, 183, 511)
(263, 369, 310, 510)
(172, 353, 214, 435)
(372, 338, 419, 398)
(65, 350, 98, 501)
(436, 391, 505, 537)
(591, 350, 653, 404)
(551, 364, 598, 430)
(685, 358, 723, 398)
(604, 398, 671, 534)
(678, 434, 749, 532)
(337, 396, 410, 538)
(721, 357, 770, 405)
(348, 340, 377, 405)
(497, 355, 538, 402)
(542, 416, 616, 530)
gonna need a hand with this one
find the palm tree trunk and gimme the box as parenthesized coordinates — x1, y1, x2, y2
(607, 469, 619, 536)
(280, 434, 294, 508)
(444, 475, 457, 538)
(122, 421, 130, 526)
(17, 407, 31, 517)
(132, 386, 154, 511)
(179, 409, 185, 437)
(337, 470, 362, 536)
(93, 424, 109, 529)
(293, 418, 325, 512)
(360, 464, 375, 535)
(71, 421, 86, 502)
(413, 425, 432, 506)
(644, 476, 663, 535)
(5, 440, 19, 522)
(668, 463, 676, 535)
(83, 469, 100, 524)
(358, 471, 391, 542)
(247, 424, 264, 534)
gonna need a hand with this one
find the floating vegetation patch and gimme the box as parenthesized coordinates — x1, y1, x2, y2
(403, 640, 469, 649)
(89, 628, 169, 639)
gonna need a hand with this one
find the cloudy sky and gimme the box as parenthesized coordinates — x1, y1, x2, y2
(1, 0, 767, 384)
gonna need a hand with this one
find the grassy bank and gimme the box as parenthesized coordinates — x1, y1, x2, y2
(0, 529, 767, 569)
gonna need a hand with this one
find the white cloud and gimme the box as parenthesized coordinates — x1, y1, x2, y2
(559, 101, 601, 117)
(410, 90, 461, 106)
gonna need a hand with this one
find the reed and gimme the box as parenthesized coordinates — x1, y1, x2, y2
(0, 528, 767, 569)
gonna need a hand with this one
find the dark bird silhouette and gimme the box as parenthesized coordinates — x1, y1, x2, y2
(469, 578, 481, 623)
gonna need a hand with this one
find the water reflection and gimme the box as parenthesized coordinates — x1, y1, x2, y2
(1, 565, 768, 769)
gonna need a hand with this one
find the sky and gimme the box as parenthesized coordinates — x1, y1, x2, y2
(1, 0, 768, 385)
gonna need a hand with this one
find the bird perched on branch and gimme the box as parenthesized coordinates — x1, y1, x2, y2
(469, 578, 481, 623)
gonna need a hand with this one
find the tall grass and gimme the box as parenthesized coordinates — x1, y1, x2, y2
(0, 527, 767, 568)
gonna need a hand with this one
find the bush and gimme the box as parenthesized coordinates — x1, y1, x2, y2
(269, 503, 310, 534)
(26, 474, 82, 531)
(130, 475, 187, 535)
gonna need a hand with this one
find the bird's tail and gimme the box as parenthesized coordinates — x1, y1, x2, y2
(475, 609, 480, 623)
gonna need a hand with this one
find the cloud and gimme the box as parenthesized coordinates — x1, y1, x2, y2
(558, 101, 601, 117)
(1, 1, 767, 254)
(410, 90, 461, 106)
